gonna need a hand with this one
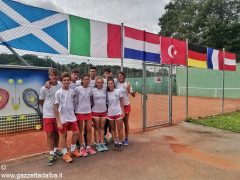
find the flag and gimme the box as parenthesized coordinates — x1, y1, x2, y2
(69, 16, 121, 58)
(188, 43, 207, 68)
(207, 48, 223, 70)
(124, 26, 160, 63)
(124, 27, 144, 60)
(0, 0, 68, 54)
(144, 32, 161, 63)
(207, 48, 236, 71)
(160, 36, 186, 65)
(224, 51, 236, 71)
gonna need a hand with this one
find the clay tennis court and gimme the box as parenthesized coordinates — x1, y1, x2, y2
(1, 94, 240, 162)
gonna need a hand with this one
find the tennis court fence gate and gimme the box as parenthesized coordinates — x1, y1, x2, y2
(142, 62, 173, 130)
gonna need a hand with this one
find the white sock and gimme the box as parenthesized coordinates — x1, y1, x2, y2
(119, 142, 122, 145)
(86, 146, 90, 149)
(70, 144, 76, 152)
(62, 148, 68, 155)
(50, 151, 54, 155)
(114, 141, 118, 144)
(53, 147, 58, 152)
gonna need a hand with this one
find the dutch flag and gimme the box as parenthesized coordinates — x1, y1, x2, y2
(124, 26, 160, 63)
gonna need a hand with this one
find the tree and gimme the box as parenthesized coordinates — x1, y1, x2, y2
(159, 0, 240, 60)
(0, 53, 145, 78)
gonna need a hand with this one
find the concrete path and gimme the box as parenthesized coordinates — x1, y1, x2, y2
(1, 122, 240, 180)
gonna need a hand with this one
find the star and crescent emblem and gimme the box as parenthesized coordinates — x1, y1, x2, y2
(168, 45, 178, 58)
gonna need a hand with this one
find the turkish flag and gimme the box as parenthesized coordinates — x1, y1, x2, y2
(160, 36, 187, 65)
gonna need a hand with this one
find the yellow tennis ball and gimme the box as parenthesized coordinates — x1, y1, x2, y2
(13, 104, 19, 110)
(30, 97, 35, 102)
(19, 115, 26, 120)
(36, 124, 41, 130)
(6, 116, 12, 121)
(18, 79, 23, 84)
(8, 79, 14, 84)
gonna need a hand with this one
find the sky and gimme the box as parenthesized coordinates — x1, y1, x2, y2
(14, 0, 169, 34)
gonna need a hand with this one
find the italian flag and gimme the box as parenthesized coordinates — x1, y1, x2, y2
(69, 15, 121, 58)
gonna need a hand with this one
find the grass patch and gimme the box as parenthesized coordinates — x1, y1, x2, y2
(186, 110, 240, 133)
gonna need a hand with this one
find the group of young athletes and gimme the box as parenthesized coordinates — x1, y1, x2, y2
(39, 67, 135, 165)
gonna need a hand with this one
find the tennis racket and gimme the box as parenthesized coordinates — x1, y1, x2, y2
(22, 88, 42, 119)
(0, 89, 9, 110)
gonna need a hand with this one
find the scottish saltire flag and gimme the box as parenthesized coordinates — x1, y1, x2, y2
(207, 48, 236, 71)
(0, 0, 68, 54)
(124, 26, 160, 63)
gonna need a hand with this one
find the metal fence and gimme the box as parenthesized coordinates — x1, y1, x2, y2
(176, 65, 240, 121)
(1, 45, 240, 161)
(142, 63, 172, 129)
(0, 44, 148, 161)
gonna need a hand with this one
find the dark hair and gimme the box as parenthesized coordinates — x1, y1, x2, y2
(81, 74, 90, 85)
(81, 74, 90, 80)
(71, 69, 80, 74)
(117, 71, 126, 80)
(107, 77, 115, 91)
(61, 72, 71, 81)
(48, 68, 58, 76)
(90, 66, 97, 71)
(104, 67, 112, 73)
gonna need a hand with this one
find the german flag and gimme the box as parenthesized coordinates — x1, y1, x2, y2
(188, 43, 207, 68)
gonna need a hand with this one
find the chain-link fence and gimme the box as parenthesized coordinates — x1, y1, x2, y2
(143, 64, 171, 128)
(0, 44, 145, 162)
(176, 65, 240, 121)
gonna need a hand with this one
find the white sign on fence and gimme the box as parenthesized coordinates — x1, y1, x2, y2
(154, 76, 162, 83)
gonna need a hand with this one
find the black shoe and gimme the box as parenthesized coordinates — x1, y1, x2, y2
(104, 137, 109, 145)
(54, 150, 63, 158)
(118, 144, 124, 152)
(113, 143, 118, 151)
(76, 140, 80, 149)
(48, 154, 55, 166)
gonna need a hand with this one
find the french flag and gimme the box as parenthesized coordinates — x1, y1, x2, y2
(124, 26, 160, 63)
(207, 48, 236, 71)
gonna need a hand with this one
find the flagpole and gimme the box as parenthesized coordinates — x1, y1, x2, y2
(186, 39, 189, 120)
(121, 23, 124, 71)
(142, 30, 147, 130)
(0, 36, 30, 66)
(169, 37, 173, 125)
(169, 62, 173, 125)
(222, 48, 225, 113)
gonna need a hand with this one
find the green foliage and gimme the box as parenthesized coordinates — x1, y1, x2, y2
(159, 0, 240, 60)
(188, 110, 240, 133)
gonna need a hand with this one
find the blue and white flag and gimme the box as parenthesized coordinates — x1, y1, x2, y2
(0, 0, 68, 54)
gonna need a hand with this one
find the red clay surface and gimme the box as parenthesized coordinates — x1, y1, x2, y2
(1, 95, 240, 162)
